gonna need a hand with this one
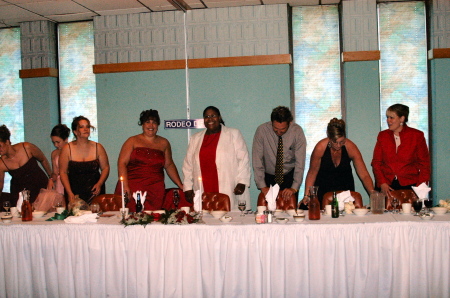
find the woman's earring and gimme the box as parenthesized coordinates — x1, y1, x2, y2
(400, 122, 403, 126)
(328, 142, 332, 148)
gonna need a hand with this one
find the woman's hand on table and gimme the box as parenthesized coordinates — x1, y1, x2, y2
(184, 190, 194, 203)
(280, 188, 296, 201)
(380, 183, 392, 198)
(233, 183, 246, 195)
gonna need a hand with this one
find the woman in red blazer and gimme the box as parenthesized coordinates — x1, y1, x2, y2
(372, 104, 430, 197)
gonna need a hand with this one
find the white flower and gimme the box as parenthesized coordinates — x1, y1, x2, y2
(344, 201, 355, 214)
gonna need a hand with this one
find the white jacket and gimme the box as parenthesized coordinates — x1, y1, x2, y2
(182, 125, 251, 210)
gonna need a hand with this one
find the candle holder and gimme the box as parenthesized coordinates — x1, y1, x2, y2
(120, 207, 129, 222)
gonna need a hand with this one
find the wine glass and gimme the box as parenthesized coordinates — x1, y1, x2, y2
(391, 197, 399, 214)
(173, 190, 180, 210)
(3, 200, 10, 215)
(412, 200, 422, 216)
(238, 200, 246, 217)
(424, 198, 433, 213)
(90, 203, 100, 214)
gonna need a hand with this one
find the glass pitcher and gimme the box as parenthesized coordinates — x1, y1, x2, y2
(21, 189, 33, 221)
(308, 186, 321, 220)
(370, 190, 385, 214)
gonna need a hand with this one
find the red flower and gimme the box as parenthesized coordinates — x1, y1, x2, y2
(152, 213, 162, 221)
(186, 214, 194, 224)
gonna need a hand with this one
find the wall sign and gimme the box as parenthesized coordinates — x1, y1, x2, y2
(164, 119, 205, 129)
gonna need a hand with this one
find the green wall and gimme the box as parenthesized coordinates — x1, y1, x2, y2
(96, 64, 291, 208)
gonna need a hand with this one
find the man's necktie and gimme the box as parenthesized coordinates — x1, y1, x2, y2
(275, 136, 284, 185)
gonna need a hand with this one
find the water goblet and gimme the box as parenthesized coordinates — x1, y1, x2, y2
(391, 197, 399, 214)
(412, 200, 422, 216)
(3, 200, 11, 215)
(238, 200, 246, 217)
(173, 190, 180, 210)
(424, 198, 433, 213)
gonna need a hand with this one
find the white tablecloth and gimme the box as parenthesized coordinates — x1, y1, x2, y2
(1, 212, 449, 298)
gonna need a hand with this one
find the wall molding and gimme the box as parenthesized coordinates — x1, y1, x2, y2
(342, 50, 380, 62)
(19, 67, 58, 78)
(429, 48, 450, 59)
(93, 54, 291, 74)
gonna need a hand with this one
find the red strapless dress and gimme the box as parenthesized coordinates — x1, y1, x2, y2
(115, 147, 165, 211)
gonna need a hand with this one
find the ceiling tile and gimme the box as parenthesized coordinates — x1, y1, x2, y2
(139, 0, 179, 11)
(0, 4, 42, 20)
(75, 0, 147, 11)
(202, 0, 260, 9)
(46, 12, 96, 22)
(287, 0, 319, 5)
(19, 0, 90, 15)
(96, 7, 152, 16)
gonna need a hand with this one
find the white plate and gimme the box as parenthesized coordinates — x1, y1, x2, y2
(399, 211, 413, 215)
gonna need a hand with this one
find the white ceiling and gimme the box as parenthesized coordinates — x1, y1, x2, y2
(0, 0, 343, 28)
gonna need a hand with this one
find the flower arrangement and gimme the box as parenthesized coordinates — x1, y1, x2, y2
(68, 195, 90, 216)
(344, 201, 355, 214)
(438, 199, 450, 211)
(121, 209, 199, 227)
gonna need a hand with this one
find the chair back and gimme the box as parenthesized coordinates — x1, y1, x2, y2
(91, 194, 122, 211)
(386, 189, 418, 210)
(257, 192, 297, 210)
(322, 191, 363, 209)
(162, 188, 192, 210)
(202, 192, 231, 211)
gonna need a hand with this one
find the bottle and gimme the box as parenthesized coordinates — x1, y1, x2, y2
(21, 189, 33, 222)
(308, 186, 321, 220)
(331, 191, 339, 218)
(136, 193, 143, 213)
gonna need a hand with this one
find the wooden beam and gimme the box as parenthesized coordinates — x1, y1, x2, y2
(342, 51, 380, 62)
(93, 54, 292, 74)
(432, 48, 450, 59)
(19, 68, 58, 78)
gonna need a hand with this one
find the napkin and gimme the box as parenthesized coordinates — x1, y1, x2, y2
(193, 190, 202, 212)
(337, 190, 355, 210)
(16, 191, 24, 213)
(265, 184, 280, 211)
(412, 183, 431, 200)
(64, 213, 98, 224)
(132, 191, 147, 205)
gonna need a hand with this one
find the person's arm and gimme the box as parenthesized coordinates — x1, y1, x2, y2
(26, 142, 53, 188)
(288, 127, 307, 196)
(346, 140, 374, 195)
(0, 168, 5, 201)
(252, 126, 268, 193)
(301, 140, 325, 204)
(232, 129, 251, 192)
(415, 132, 431, 185)
(49, 149, 60, 189)
(163, 139, 183, 189)
(117, 137, 134, 196)
(91, 143, 110, 195)
(182, 135, 197, 193)
(59, 144, 74, 201)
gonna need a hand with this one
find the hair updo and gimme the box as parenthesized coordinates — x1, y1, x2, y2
(51, 124, 71, 140)
(0, 125, 11, 142)
(326, 118, 346, 141)
(139, 109, 160, 126)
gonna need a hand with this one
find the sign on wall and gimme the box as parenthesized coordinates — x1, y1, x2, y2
(164, 119, 205, 129)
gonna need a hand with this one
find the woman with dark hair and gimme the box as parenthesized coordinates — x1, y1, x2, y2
(0, 125, 52, 206)
(372, 104, 430, 197)
(59, 116, 110, 204)
(303, 118, 374, 204)
(183, 106, 251, 210)
(115, 109, 183, 211)
(49, 124, 71, 194)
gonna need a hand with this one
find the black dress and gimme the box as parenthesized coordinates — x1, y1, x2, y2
(67, 143, 105, 204)
(314, 146, 354, 204)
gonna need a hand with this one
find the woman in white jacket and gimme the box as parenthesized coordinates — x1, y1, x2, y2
(182, 106, 251, 210)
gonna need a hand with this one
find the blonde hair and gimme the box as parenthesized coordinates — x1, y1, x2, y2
(326, 118, 346, 141)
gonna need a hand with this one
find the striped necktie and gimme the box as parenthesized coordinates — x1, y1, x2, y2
(275, 136, 284, 185)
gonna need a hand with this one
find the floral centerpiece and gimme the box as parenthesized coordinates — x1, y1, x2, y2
(68, 195, 90, 216)
(438, 199, 450, 211)
(121, 209, 199, 227)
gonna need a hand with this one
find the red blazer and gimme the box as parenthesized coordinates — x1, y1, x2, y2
(372, 125, 430, 188)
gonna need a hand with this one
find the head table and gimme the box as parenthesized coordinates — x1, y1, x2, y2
(1, 210, 449, 298)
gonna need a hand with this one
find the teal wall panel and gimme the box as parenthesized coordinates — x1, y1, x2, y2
(343, 61, 380, 204)
(96, 64, 291, 208)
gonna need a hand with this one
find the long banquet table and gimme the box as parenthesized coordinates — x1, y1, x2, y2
(1, 210, 449, 298)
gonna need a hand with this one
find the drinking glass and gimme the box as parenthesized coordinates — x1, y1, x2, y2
(423, 198, 432, 213)
(90, 203, 100, 213)
(238, 200, 246, 217)
(173, 190, 180, 210)
(3, 200, 10, 215)
(412, 200, 422, 216)
(391, 197, 399, 214)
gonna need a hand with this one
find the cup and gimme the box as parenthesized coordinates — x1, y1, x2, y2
(325, 205, 332, 215)
(180, 207, 190, 214)
(56, 207, 65, 214)
(90, 203, 100, 213)
(402, 203, 412, 214)
(257, 206, 267, 214)
(10, 207, 19, 218)
(120, 207, 129, 218)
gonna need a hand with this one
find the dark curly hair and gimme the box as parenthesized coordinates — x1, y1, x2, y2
(270, 106, 293, 123)
(51, 124, 71, 140)
(326, 118, 346, 141)
(139, 109, 160, 126)
(0, 125, 11, 143)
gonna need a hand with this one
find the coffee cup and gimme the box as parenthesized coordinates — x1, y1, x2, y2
(10, 207, 19, 217)
(180, 207, 190, 213)
(257, 206, 267, 214)
(120, 207, 129, 218)
(325, 205, 332, 215)
(402, 203, 412, 214)
(56, 207, 65, 214)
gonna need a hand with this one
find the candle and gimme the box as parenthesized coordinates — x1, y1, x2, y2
(120, 176, 125, 209)
(198, 177, 203, 195)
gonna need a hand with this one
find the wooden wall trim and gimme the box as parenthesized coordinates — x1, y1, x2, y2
(342, 51, 381, 62)
(19, 68, 58, 78)
(432, 48, 450, 59)
(93, 54, 292, 74)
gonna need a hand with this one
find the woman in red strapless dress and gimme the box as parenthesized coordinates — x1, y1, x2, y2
(115, 109, 183, 211)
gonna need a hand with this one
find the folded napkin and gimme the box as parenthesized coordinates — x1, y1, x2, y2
(132, 191, 147, 205)
(193, 190, 202, 212)
(265, 184, 280, 211)
(64, 213, 98, 224)
(337, 190, 355, 210)
(16, 191, 24, 213)
(412, 183, 431, 200)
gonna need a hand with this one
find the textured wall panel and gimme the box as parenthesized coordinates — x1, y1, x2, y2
(94, 4, 289, 64)
(430, 0, 450, 49)
(341, 0, 378, 52)
(20, 21, 57, 69)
